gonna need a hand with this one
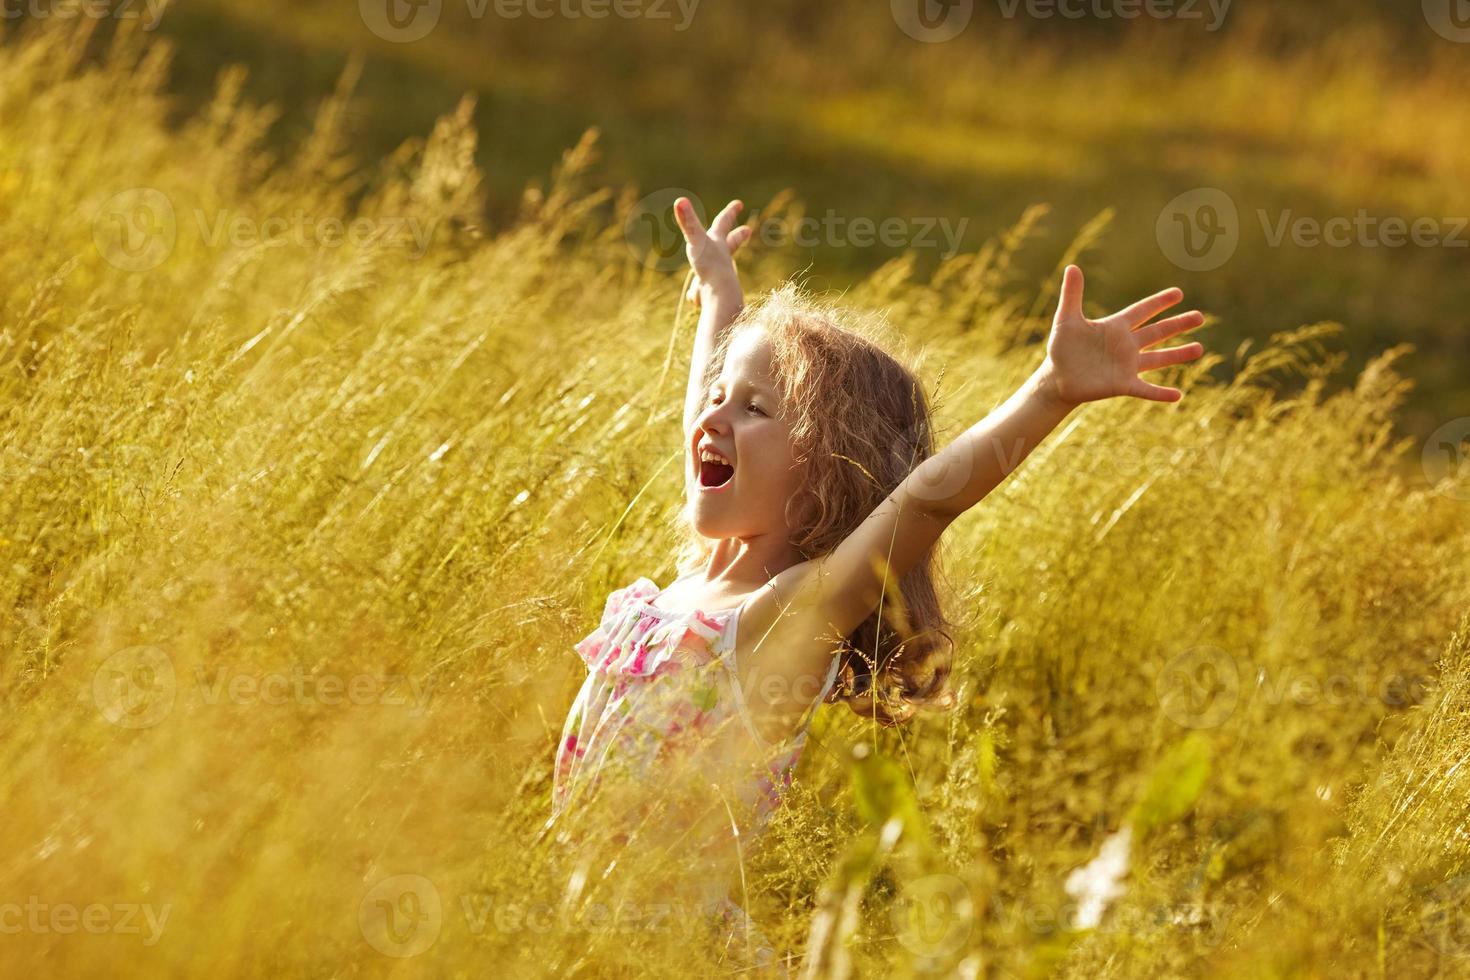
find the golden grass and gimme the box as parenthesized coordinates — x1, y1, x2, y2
(1, 20, 1467, 979)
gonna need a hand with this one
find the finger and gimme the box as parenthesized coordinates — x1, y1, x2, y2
(1055, 264, 1085, 321)
(710, 199, 744, 238)
(1111, 286, 1184, 330)
(1127, 378, 1184, 402)
(1137, 342, 1204, 372)
(673, 197, 708, 243)
(1134, 310, 1205, 349)
(727, 224, 753, 255)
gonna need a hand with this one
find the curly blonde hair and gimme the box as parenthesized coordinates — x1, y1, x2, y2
(677, 282, 956, 726)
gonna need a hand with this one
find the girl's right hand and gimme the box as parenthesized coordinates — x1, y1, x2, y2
(673, 197, 753, 308)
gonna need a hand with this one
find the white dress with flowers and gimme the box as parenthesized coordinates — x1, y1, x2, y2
(551, 575, 836, 827)
(547, 576, 837, 967)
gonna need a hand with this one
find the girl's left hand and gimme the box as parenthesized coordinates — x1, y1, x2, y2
(1041, 264, 1208, 407)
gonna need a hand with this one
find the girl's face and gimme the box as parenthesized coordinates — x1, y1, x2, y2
(687, 329, 807, 542)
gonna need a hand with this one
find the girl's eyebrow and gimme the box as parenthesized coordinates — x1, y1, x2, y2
(733, 377, 780, 401)
(712, 378, 780, 401)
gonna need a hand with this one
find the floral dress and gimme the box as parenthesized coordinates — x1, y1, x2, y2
(546, 575, 838, 968)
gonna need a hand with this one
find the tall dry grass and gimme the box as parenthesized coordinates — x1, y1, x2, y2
(0, 20, 1467, 979)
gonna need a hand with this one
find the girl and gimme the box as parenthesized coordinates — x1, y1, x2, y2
(546, 196, 1208, 966)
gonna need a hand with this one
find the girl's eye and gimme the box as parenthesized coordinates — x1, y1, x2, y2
(746, 402, 765, 417)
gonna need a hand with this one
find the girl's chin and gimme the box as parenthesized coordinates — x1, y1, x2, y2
(687, 506, 735, 540)
(689, 518, 732, 540)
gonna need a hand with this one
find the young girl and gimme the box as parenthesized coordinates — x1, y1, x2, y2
(545, 196, 1208, 965)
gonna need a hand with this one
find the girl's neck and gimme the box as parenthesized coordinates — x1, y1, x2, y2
(702, 532, 805, 594)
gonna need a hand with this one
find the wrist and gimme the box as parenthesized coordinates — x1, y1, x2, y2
(698, 272, 742, 303)
(1030, 360, 1078, 414)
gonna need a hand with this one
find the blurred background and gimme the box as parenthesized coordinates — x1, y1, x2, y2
(131, 0, 1470, 439)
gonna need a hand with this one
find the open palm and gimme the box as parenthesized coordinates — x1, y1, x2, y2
(1045, 265, 1208, 405)
(673, 197, 753, 308)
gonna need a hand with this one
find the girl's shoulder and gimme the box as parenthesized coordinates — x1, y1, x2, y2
(600, 575, 661, 618)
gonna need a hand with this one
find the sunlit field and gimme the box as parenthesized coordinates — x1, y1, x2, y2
(2, 15, 1469, 979)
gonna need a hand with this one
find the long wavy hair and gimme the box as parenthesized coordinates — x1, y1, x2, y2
(677, 282, 956, 726)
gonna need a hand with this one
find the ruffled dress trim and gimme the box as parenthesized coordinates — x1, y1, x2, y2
(573, 577, 732, 678)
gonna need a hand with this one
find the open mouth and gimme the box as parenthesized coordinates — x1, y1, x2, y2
(697, 448, 734, 489)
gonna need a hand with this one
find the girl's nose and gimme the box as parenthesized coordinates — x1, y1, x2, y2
(695, 401, 729, 436)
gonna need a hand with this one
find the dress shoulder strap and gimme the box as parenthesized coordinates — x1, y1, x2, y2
(718, 607, 840, 750)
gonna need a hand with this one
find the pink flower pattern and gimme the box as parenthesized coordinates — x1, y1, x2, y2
(550, 577, 837, 836)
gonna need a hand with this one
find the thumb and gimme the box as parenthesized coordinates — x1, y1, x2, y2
(1055, 264, 1085, 322)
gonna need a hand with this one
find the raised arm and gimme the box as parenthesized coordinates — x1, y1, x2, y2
(745, 265, 1209, 679)
(673, 197, 753, 437)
